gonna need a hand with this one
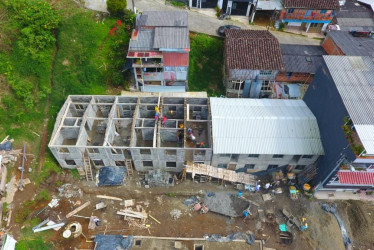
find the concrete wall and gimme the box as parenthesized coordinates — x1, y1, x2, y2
(211, 153, 319, 172)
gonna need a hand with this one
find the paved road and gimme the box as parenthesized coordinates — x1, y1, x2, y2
(129, 0, 321, 45)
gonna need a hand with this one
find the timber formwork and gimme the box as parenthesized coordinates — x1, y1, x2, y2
(48, 92, 213, 173)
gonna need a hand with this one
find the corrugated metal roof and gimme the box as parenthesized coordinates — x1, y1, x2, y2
(327, 31, 374, 57)
(210, 98, 324, 155)
(281, 45, 326, 73)
(338, 170, 374, 185)
(324, 56, 374, 154)
(139, 11, 188, 27)
(129, 30, 155, 51)
(257, 0, 283, 10)
(154, 27, 190, 49)
(337, 18, 374, 28)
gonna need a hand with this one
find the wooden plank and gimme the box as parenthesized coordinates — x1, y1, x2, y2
(6, 210, 12, 227)
(149, 214, 161, 224)
(117, 211, 146, 219)
(66, 201, 91, 218)
(0, 202, 3, 228)
(97, 195, 122, 201)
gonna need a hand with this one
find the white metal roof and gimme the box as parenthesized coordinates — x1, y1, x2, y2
(324, 56, 374, 154)
(210, 98, 324, 155)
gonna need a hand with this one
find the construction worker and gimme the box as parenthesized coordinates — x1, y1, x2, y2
(162, 116, 167, 126)
(300, 217, 308, 231)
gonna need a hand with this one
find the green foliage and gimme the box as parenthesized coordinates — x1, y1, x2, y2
(6, 0, 59, 60)
(34, 155, 62, 186)
(16, 236, 53, 250)
(35, 189, 50, 202)
(107, 0, 127, 17)
(107, 21, 132, 86)
(16, 218, 53, 250)
(279, 22, 285, 31)
(51, 13, 109, 112)
(170, 0, 185, 7)
(188, 33, 225, 96)
(70, 169, 81, 180)
(215, 6, 221, 17)
(15, 202, 32, 223)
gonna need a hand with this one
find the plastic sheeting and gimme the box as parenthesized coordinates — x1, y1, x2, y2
(98, 167, 126, 187)
(94, 234, 133, 250)
(204, 231, 255, 245)
(321, 203, 352, 249)
(0, 141, 12, 151)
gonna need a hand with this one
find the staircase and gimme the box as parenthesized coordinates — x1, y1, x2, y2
(83, 151, 94, 181)
(125, 159, 134, 176)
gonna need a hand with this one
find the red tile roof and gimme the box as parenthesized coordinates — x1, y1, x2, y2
(225, 30, 285, 71)
(338, 171, 374, 185)
(283, 0, 339, 10)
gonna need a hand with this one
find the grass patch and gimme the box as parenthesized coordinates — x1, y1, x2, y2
(170, 0, 186, 7)
(16, 218, 53, 250)
(70, 169, 81, 180)
(188, 33, 225, 96)
(35, 189, 50, 202)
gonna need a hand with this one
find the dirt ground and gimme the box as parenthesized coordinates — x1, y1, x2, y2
(5, 170, 374, 250)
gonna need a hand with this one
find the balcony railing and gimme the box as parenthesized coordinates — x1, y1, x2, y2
(283, 13, 333, 21)
(143, 72, 164, 81)
(133, 58, 163, 68)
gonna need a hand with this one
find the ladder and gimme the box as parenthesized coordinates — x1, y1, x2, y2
(125, 159, 134, 176)
(83, 151, 93, 181)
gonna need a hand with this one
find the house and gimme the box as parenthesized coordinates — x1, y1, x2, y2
(127, 11, 190, 92)
(335, 0, 374, 31)
(279, 0, 340, 33)
(224, 30, 284, 98)
(189, 0, 254, 17)
(276, 44, 326, 84)
(210, 98, 324, 173)
(304, 56, 374, 191)
(250, 0, 283, 23)
(322, 30, 374, 56)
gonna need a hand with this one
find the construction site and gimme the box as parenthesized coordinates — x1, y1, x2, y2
(0, 93, 373, 249)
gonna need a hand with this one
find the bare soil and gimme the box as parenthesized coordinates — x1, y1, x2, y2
(5, 171, 374, 250)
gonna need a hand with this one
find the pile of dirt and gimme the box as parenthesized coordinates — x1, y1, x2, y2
(204, 191, 250, 217)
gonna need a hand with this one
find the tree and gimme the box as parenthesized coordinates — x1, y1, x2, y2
(107, 0, 127, 17)
(6, 0, 59, 60)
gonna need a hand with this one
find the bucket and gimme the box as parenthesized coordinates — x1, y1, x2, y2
(287, 173, 295, 180)
(303, 184, 311, 191)
(238, 191, 243, 197)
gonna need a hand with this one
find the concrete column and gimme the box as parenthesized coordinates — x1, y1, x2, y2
(305, 22, 311, 33)
(251, 9, 256, 23)
(189, 0, 192, 8)
(321, 23, 328, 32)
(246, 3, 251, 17)
(217, 0, 223, 9)
(227, 1, 232, 15)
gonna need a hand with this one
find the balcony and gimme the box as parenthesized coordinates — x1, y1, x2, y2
(143, 72, 164, 81)
(283, 13, 333, 22)
(133, 58, 163, 68)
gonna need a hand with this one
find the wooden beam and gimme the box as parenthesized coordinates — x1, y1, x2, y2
(96, 195, 122, 201)
(66, 201, 91, 218)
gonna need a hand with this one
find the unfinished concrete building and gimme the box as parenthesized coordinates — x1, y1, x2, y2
(48, 93, 212, 175)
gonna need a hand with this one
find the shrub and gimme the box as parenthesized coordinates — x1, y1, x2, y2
(6, 0, 59, 60)
(279, 22, 285, 31)
(107, 0, 127, 17)
(170, 0, 185, 7)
